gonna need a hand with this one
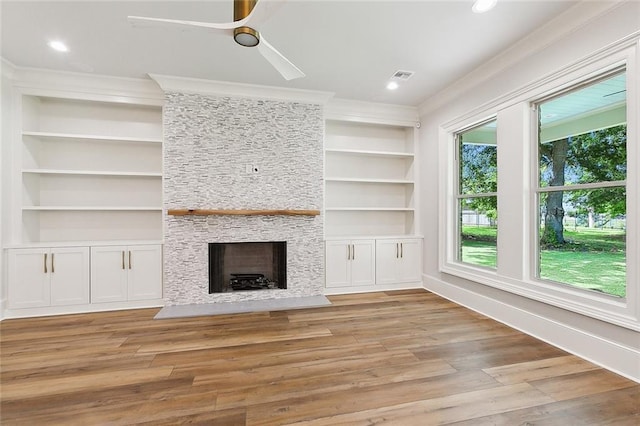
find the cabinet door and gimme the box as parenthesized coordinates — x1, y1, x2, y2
(91, 246, 128, 303)
(8, 248, 50, 308)
(350, 240, 376, 286)
(397, 239, 422, 283)
(127, 245, 163, 301)
(325, 240, 351, 288)
(50, 247, 90, 306)
(375, 240, 400, 285)
(399, 239, 422, 283)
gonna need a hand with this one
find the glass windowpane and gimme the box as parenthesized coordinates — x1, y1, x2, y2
(460, 197, 497, 269)
(460, 121, 497, 195)
(457, 119, 498, 269)
(536, 70, 627, 298)
(539, 73, 627, 188)
(538, 188, 626, 298)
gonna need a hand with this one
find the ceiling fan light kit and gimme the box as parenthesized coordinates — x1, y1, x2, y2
(234, 27, 260, 47)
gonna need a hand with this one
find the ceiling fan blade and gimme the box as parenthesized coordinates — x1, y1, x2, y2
(257, 35, 305, 81)
(128, 15, 237, 32)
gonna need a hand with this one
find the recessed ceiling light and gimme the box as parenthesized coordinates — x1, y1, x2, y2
(48, 40, 69, 52)
(386, 81, 399, 90)
(472, 0, 497, 13)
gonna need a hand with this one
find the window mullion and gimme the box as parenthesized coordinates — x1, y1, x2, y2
(537, 180, 627, 192)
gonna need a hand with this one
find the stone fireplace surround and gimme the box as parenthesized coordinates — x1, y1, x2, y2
(162, 90, 325, 306)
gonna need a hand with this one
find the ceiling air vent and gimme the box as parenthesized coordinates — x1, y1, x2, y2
(391, 70, 415, 81)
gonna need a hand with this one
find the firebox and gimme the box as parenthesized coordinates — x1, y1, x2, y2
(208, 242, 287, 293)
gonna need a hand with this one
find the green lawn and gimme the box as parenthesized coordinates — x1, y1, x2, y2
(461, 226, 626, 298)
(461, 240, 497, 268)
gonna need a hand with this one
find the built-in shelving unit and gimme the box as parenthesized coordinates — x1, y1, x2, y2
(18, 94, 163, 243)
(324, 119, 417, 237)
(323, 112, 422, 293)
(5, 82, 165, 319)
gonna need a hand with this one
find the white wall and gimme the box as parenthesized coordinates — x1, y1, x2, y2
(0, 60, 15, 318)
(419, 1, 640, 381)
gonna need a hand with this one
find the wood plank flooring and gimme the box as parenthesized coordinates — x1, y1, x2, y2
(1, 289, 638, 425)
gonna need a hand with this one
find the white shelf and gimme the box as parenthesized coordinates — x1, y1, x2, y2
(324, 118, 417, 237)
(4, 240, 164, 249)
(22, 131, 162, 144)
(325, 148, 414, 159)
(17, 93, 164, 244)
(22, 169, 162, 177)
(326, 177, 414, 184)
(23, 206, 161, 211)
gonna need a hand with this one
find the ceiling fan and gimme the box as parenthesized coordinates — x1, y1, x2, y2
(128, 0, 305, 80)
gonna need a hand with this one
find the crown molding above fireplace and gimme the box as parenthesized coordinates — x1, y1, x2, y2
(168, 209, 321, 217)
(149, 73, 334, 104)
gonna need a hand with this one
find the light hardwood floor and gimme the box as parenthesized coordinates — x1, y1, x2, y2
(1, 289, 638, 425)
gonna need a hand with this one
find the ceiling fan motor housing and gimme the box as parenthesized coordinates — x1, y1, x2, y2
(233, 0, 260, 47)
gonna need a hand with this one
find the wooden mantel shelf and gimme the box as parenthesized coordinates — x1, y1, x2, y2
(168, 209, 321, 217)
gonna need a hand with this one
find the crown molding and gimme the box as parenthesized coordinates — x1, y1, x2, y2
(418, 0, 628, 117)
(1, 58, 17, 80)
(440, 31, 639, 132)
(325, 98, 419, 127)
(149, 74, 334, 105)
(8, 65, 163, 105)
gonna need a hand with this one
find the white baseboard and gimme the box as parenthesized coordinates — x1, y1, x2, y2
(423, 274, 640, 383)
(324, 282, 423, 296)
(0, 297, 6, 321)
(2, 299, 165, 320)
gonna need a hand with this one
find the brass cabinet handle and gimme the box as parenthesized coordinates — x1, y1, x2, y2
(51, 253, 55, 273)
(44, 253, 48, 273)
(122, 251, 125, 270)
(129, 251, 132, 269)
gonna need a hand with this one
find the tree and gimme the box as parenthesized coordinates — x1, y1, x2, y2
(539, 138, 568, 246)
(460, 143, 497, 221)
(567, 125, 626, 218)
(539, 124, 626, 246)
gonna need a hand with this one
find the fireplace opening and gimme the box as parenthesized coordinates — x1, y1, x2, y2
(209, 242, 287, 293)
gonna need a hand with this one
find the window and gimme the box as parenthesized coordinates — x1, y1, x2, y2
(456, 119, 497, 269)
(441, 39, 637, 329)
(535, 70, 627, 298)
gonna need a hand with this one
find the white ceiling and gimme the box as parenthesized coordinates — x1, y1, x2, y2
(1, 0, 580, 106)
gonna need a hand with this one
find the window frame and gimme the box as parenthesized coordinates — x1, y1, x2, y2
(454, 118, 499, 270)
(439, 39, 639, 331)
(532, 67, 628, 298)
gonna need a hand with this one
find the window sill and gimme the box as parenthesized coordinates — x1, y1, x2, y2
(441, 262, 639, 332)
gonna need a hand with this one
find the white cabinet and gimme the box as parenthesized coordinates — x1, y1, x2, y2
(376, 239, 422, 285)
(8, 247, 89, 309)
(325, 120, 417, 237)
(325, 240, 376, 288)
(91, 245, 162, 303)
